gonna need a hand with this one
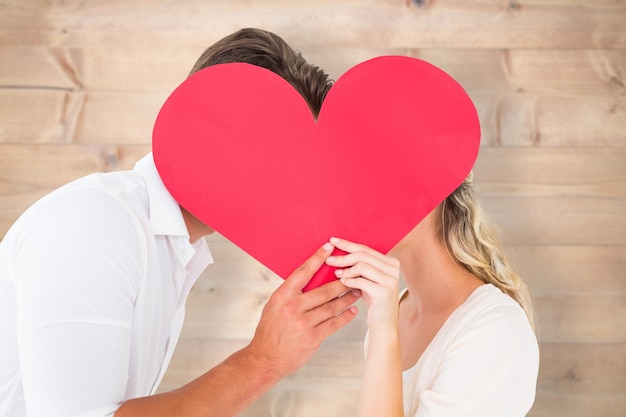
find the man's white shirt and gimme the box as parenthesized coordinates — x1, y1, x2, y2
(0, 153, 213, 417)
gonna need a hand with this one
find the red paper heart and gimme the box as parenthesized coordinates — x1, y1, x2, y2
(153, 56, 480, 291)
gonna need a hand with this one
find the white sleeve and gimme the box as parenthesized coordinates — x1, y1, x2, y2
(13, 188, 145, 417)
(413, 304, 539, 417)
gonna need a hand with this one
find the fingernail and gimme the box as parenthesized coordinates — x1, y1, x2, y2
(322, 242, 333, 251)
(330, 237, 340, 244)
(334, 269, 343, 277)
(326, 256, 336, 264)
(352, 289, 361, 297)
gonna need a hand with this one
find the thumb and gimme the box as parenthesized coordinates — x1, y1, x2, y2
(281, 242, 334, 292)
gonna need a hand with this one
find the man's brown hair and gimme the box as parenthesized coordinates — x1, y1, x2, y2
(189, 28, 332, 118)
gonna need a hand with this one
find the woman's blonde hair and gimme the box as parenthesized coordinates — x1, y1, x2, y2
(437, 172, 537, 332)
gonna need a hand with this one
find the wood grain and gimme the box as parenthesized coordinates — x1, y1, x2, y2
(174, 236, 626, 344)
(4, 47, 624, 94)
(2, 90, 624, 146)
(0, 144, 150, 234)
(1, 0, 624, 49)
(509, 245, 626, 295)
(532, 343, 626, 416)
(2, 48, 624, 146)
(3, 42, 625, 149)
(4, 147, 623, 240)
(1, 1, 625, 416)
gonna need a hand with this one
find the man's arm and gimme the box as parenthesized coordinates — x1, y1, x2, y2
(115, 242, 361, 417)
(11, 189, 146, 417)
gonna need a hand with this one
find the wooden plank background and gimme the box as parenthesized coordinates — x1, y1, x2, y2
(1, 1, 625, 416)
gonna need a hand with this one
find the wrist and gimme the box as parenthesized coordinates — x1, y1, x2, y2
(239, 342, 289, 385)
(368, 327, 400, 341)
(367, 327, 401, 358)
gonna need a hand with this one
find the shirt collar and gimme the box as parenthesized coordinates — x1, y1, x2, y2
(134, 152, 189, 238)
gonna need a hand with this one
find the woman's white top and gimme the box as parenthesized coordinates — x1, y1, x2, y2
(400, 284, 539, 416)
(366, 284, 539, 417)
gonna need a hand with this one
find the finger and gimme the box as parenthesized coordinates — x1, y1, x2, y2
(299, 278, 358, 312)
(311, 304, 359, 341)
(327, 251, 398, 279)
(338, 275, 385, 298)
(336, 265, 399, 298)
(329, 237, 397, 268)
(326, 238, 400, 278)
(335, 261, 385, 282)
(306, 287, 361, 326)
(338, 271, 399, 306)
(282, 242, 335, 292)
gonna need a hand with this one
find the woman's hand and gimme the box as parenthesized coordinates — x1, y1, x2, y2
(327, 237, 405, 417)
(325, 237, 401, 334)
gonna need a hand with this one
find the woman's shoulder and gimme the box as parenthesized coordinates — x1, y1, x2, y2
(450, 284, 536, 343)
(463, 284, 527, 318)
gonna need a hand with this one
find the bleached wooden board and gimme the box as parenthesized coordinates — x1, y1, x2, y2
(1, 1, 624, 416)
(1, 0, 624, 49)
(2, 46, 625, 146)
(3, 47, 625, 95)
(0, 144, 150, 234)
(2, 89, 625, 146)
(3, 145, 624, 238)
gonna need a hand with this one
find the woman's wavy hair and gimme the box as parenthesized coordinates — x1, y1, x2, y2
(437, 172, 537, 332)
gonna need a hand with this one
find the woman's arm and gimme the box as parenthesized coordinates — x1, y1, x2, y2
(326, 237, 404, 417)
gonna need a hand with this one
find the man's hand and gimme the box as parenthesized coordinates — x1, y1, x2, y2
(247, 242, 361, 377)
(116, 242, 360, 417)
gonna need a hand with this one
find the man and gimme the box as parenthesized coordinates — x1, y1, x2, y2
(0, 28, 360, 417)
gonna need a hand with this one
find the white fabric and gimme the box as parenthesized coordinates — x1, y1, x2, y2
(397, 284, 539, 417)
(0, 153, 213, 417)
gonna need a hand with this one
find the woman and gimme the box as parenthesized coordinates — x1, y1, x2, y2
(325, 172, 539, 416)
